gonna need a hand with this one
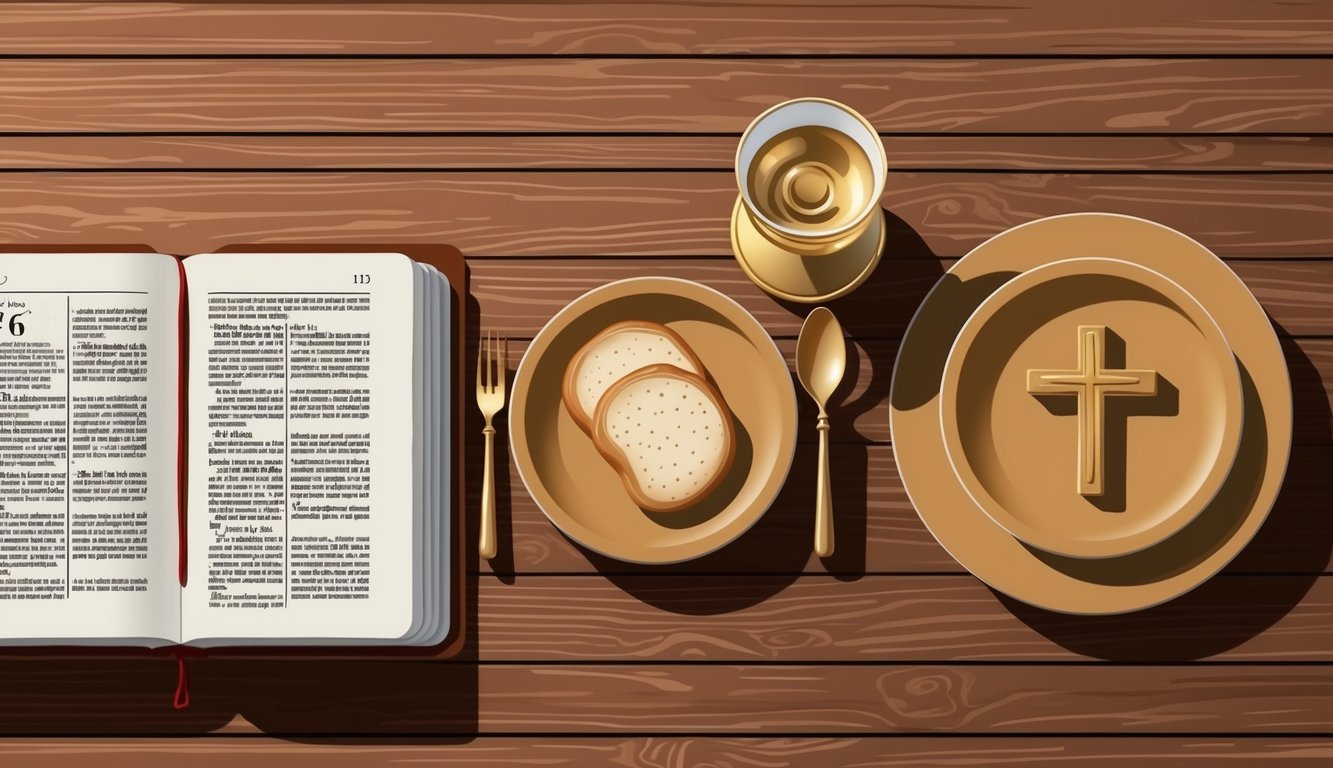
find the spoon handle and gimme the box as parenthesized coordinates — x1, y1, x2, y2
(814, 415, 834, 557)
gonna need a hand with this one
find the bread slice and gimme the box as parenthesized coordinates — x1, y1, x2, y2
(592, 364, 736, 513)
(562, 321, 705, 435)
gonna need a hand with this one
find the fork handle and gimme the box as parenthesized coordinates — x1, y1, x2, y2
(479, 425, 497, 560)
(814, 415, 834, 558)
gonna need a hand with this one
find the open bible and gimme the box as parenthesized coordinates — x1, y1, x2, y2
(0, 250, 454, 649)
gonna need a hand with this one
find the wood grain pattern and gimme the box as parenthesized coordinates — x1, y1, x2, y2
(471, 574, 1333, 661)
(0, 58, 1329, 134)
(4, 135, 1330, 171)
(2, 2, 1331, 55)
(475, 446, 1333, 575)
(11, 660, 1333, 736)
(3, 737, 1333, 766)
(159, 662, 1333, 734)
(0, 172, 1331, 258)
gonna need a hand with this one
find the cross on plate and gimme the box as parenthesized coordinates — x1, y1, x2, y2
(1027, 325, 1158, 497)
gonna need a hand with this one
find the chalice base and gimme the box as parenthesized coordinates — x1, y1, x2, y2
(729, 196, 885, 303)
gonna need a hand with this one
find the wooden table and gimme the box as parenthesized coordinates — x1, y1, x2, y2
(3, 2, 1333, 764)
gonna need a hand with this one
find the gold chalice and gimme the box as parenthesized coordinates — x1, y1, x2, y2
(732, 98, 887, 303)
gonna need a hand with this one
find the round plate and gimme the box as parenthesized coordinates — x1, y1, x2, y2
(730, 196, 885, 303)
(939, 257, 1243, 559)
(510, 277, 798, 564)
(890, 213, 1292, 615)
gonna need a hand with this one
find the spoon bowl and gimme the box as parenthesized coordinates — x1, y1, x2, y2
(797, 307, 847, 410)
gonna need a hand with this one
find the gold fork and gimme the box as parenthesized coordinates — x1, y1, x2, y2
(476, 331, 507, 560)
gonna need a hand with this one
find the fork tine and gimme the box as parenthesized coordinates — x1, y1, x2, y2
(491, 330, 499, 392)
(486, 331, 495, 393)
(475, 330, 484, 393)
(500, 334, 508, 395)
(484, 330, 493, 392)
(491, 331, 499, 393)
(493, 331, 501, 393)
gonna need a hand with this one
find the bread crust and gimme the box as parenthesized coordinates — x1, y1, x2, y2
(561, 320, 707, 436)
(590, 363, 737, 513)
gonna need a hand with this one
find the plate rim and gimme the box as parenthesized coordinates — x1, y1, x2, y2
(889, 212, 1293, 615)
(936, 255, 1244, 560)
(509, 275, 799, 564)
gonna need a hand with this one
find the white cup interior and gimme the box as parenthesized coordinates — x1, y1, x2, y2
(737, 99, 886, 239)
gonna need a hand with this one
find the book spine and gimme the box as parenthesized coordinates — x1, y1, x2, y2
(176, 257, 188, 588)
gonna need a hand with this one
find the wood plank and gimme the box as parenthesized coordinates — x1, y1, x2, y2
(468, 337, 1333, 446)
(0, 58, 1330, 134)
(5, 736, 1333, 766)
(474, 446, 1333, 575)
(9, 660, 1333, 735)
(4, 135, 1332, 171)
(2, 2, 1331, 55)
(178, 663, 1333, 733)
(470, 258, 1333, 335)
(472, 574, 1333, 662)
(0, 172, 1331, 259)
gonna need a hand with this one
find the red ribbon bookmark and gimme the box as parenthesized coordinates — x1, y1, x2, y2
(172, 650, 190, 710)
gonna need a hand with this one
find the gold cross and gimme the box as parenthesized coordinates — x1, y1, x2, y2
(1027, 325, 1158, 497)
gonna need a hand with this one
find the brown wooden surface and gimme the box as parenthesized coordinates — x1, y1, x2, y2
(467, 574, 1333, 661)
(2, 1, 1332, 764)
(5, 737, 1333, 766)
(2, 1, 1332, 55)
(11, 1, 1333, 55)
(2, 58, 1333, 134)
(6, 661, 1333, 735)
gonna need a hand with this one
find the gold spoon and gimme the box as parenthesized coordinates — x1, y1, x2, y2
(796, 307, 847, 558)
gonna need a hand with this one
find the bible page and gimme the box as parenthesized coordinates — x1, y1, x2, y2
(181, 252, 419, 644)
(0, 253, 181, 644)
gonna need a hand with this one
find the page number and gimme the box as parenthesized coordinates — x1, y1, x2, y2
(353, 274, 371, 285)
(1, 310, 29, 337)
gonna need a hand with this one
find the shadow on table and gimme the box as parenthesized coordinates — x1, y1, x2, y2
(580, 441, 867, 613)
(0, 572, 481, 736)
(1004, 326, 1333, 660)
(589, 208, 944, 611)
(206, 571, 481, 737)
